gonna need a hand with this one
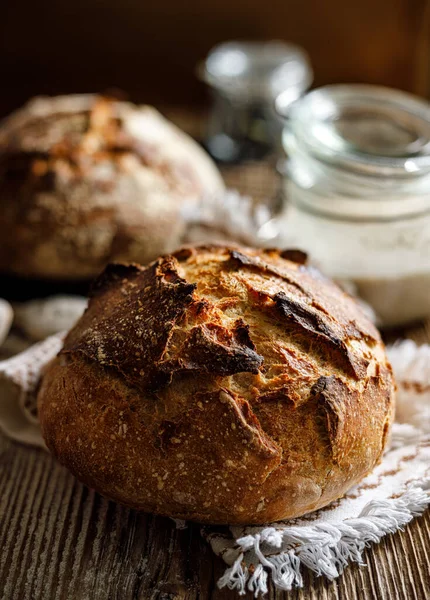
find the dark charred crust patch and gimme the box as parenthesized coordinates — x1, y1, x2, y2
(274, 292, 339, 341)
(158, 320, 264, 378)
(155, 256, 192, 288)
(63, 256, 197, 392)
(232, 319, 257, 351)
(89, 262, 144, 297)
(228, 250, 292, 280)
(171, 247, 194, 262)
(279, 249, 308, 265)
(273, 292, 367, 379)
(192, 299, 211, 316)
(229, 249, 261, 269)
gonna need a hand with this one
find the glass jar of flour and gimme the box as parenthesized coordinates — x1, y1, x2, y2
(278, 85, 430, 326)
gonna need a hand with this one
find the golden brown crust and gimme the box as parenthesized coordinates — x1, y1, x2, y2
(37, 244, 395, 524)
(0, 95, 224, 280)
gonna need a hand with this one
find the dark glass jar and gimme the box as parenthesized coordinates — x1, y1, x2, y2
(200, 41, 312, 163)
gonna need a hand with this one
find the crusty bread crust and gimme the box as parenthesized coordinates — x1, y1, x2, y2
(0, 95, 224, 280)
(37, 245, 395, 524)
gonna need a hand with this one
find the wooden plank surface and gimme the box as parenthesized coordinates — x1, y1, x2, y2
(1, 129, 430, 599)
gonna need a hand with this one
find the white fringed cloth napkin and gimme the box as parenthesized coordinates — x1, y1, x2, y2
(0, 333, 429, 596)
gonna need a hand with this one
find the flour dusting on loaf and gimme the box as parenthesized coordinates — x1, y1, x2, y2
(37, 245, 395, 524)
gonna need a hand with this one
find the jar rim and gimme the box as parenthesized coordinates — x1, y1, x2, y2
(200, 40, 313, 101)
(284, 84, 430, 177)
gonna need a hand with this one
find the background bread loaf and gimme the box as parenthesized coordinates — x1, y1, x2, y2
(37, 245, 395, 524)
(0, 95, 224, 280)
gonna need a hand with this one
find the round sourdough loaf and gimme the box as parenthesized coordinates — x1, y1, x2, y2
(0, 95, 223, 279)
(37, 245, 395, 524)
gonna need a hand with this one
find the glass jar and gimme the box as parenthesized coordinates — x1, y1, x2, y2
(200, 41, 312, 163)
(278, 84, 430, 326)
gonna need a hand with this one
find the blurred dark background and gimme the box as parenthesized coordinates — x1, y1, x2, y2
(1, 0, 430, 117)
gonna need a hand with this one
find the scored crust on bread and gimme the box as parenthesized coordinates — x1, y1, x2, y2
(37, 244, 395, 524)
(0, 95, 224, 279)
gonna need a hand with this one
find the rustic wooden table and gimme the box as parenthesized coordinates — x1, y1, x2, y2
(1, 117, 429, 599)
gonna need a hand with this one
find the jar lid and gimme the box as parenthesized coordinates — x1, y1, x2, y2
(285, 85, 430, 177)
(200, 41, 312, 102)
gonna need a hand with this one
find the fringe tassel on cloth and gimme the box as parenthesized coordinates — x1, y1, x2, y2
(217, 488, 429, 596)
